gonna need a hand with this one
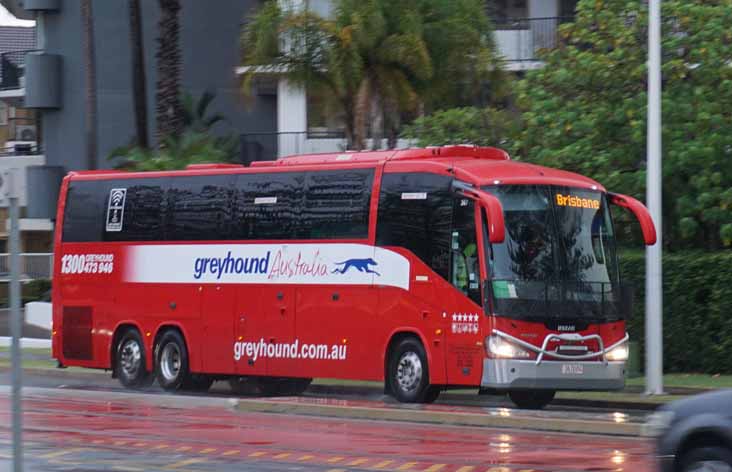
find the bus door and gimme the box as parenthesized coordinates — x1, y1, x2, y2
(444, 197, 485, 386)
(234, 285, 274, 376)
(201, 285, 236, 375)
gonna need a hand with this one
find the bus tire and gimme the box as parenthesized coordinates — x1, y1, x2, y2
(423, 386, 441, 404)
(508, 389, 555, 409)
(155, 330, 190, 392)
(388, 337, 431, 403)
(115, 329, 153, 389)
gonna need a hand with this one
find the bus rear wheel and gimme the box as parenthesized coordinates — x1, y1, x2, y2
(155, 330, 190, 392)
(115, 329, 153, 389)
(388, 337, 432, 403)
(508, 389, 556, 409)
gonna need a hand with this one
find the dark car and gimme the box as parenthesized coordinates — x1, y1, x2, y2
(644, 389, 732, 472)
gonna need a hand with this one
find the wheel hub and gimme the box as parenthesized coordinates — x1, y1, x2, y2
(396, 351, 422, 393)
(160, 343, 181, 381)
(120, 340, 141, 377)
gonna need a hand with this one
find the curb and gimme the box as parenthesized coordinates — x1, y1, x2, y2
(307, 384, 666, 411)
(233, 396, 643, 436)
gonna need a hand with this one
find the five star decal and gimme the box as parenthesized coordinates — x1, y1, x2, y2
(451, 313, 479, 334)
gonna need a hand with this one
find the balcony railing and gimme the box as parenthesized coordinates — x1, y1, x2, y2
(493, 17, 573, 63)
(0, 50, 35, 90)
(0, 253, 53, 281)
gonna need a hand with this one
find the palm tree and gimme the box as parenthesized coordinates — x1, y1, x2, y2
(81, 0, 98, 169)
(240, 0, 502, 150)
(156, 0, 184, 145)
(129, 0, 149, 149)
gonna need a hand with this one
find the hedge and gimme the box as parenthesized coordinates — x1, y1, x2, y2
(619, 250, 732, 374)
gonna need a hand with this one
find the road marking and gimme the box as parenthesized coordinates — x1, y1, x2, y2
(114, 441, 129, 446)
(154, 444, 169, 450)
(298, 454, 314, 461)
(486, 468, 512, 472)
(133, 442, 146, 447)
(423, 465, 447, 472)
(248, 451, 266, 457)
(326, 456, 344, 463)
(199, 448, 216, 454)
(455, 467, 475, 472)
(112, 466, 144, 472)
(347, 458, 369, 466)
(175, 446, 192, 452)
(397, 462, 418, 470)
(0, 453, 11, 459)
(326, 469, 347, 472)
(273, 452, 291, 459)
(222, 450, 240, 456)
(373, 460, 395, 469)
(164, 458, 209, 469)
(92, 439, 105, 445)
(39, 448, 86, 459)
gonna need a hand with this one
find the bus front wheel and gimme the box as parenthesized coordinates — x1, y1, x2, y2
(155, 330, 190, 392)
(115, 329, 153, 389)
(388, 337, 432, 403)
(508, 389, 556, 409)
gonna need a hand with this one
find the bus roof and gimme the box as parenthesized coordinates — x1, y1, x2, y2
(68, 145, 604, 191)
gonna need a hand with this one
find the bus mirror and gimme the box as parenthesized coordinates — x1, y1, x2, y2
(477, 191, 505, 244)
(608, 192, 657, 245)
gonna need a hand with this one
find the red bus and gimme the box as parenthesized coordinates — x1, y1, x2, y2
(52, 145, 655, 408)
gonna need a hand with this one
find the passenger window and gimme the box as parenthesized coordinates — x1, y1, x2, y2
(62, 181, 106, 242)
(376, 173, 452, 280)
(303, 169, 373, 239)
(165, 176, 235, 241)
(450, 198, 481, 305)
(105, 178, 168, 242)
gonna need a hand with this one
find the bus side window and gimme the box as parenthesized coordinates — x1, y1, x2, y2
(450, 198, 481, 305)
(376, 173, 452, 281)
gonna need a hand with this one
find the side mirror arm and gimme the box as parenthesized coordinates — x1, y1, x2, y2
(608, 192, 657, 246)
(452, 181, 505, 244)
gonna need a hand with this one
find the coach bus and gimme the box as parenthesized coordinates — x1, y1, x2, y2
(52, 145, 655, 408)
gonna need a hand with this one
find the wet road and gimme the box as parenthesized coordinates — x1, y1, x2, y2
(0, 383, 656, 471)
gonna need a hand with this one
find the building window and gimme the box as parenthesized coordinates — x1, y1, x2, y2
(487, 0, 528, 24)
(560, 0, 579, 19)
(306, 86, 346, 138)
(0, 102, 8, 127)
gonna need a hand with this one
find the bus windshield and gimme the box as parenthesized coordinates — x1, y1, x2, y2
(483, 185, 628, 321)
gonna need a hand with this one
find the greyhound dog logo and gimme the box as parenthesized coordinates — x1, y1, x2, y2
(332, 258, 380, 276)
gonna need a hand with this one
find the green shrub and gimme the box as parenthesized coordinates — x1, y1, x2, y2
(620, 251, 732, 374)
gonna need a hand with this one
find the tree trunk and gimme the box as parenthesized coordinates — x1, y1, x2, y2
(129, 0, 149, 149)
(369, 92, 383, 151)
(156, 0, 184, 145)
(81, 0, 98, 169)
(353, 78, 371, 151)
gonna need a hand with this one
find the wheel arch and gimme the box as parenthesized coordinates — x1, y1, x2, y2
(676, 428, 732, 469)
(383, 328, 444, 389)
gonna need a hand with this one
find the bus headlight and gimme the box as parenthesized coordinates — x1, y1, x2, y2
(487, 335, 531, 359)
(606, 342, 629, 362)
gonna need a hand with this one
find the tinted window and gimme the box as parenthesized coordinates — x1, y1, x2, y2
(165, 176, 235, 241)
(106, 179, 168, 242)
(62, 181, 107, 242)
(233, 172, 306, 240)
(303, 169, 373, 239)
(376, 173, 453, 280)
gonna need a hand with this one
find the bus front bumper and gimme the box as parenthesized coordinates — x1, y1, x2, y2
(481, 358, 625, 390)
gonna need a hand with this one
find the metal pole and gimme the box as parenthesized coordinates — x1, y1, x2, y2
(9, 169, 24, 471)
(645, 0, 663, 395)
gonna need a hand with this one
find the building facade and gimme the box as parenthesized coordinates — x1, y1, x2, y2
(0, 0, 576, 258)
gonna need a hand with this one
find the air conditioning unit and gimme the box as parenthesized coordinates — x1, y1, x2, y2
(16, 124, 37, 142)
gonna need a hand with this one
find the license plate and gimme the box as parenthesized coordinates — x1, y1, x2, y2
(561, 363, 584, 375)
